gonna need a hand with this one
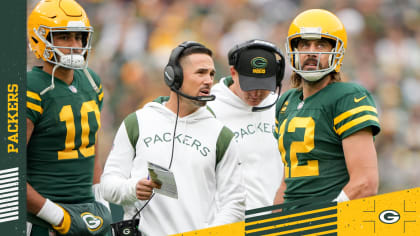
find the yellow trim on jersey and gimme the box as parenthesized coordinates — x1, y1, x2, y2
(98, 91, 104, 102)
(335, 115, 379, 135)
(27, 91, 41, 101)
(27, 101, 43, 114)
(334, 105, 377, 125)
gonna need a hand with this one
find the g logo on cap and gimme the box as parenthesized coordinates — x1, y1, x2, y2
(251, 57, 267, 74)
(251, 57, 268, 68)
(227, 39, 285, 90)
(379, 210, 400, 224)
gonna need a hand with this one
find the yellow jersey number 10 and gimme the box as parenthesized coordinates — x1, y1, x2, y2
(58, 100, 100, 160)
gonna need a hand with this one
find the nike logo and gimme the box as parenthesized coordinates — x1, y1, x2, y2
(354, 95, 367, 103)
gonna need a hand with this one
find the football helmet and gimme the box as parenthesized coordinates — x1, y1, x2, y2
(286, 9, 347, 82)
(27, 0, 93, 70)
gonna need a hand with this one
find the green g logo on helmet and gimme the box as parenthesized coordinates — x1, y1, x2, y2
(251, 57, 267, 74)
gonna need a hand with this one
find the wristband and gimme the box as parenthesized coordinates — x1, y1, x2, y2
(333, 190, 350, 202)
(52, 205, 71, 234)
(36, 199, 64, 226)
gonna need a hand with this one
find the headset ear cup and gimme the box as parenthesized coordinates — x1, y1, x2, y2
(173, 65, 183, 90)
(164, 65, 175, 88)
(165, 41, 206, 91)
(276, 59, 285, 87)
(228, 43, 244, 66)
(230, 54, 236, 67)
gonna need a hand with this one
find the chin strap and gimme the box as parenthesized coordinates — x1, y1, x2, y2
(40, 64, 60, 95)
(297, 66, 335, 82)
(39, 65, 100, 96)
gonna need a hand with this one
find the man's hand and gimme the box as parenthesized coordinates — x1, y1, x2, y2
(136, 178, 161, 200)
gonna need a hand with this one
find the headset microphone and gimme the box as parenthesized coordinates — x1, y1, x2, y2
(164, 70, 216, 102)
(251, 89, 280, 112)
(173, 89, 216, 102)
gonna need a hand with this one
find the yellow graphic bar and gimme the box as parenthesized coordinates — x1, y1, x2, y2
(170, 221, 244, 236)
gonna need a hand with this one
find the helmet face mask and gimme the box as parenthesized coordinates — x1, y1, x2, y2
(286, 9, 347, 82)
(39, 26, 93, 69)
(28, 0, 93, 70)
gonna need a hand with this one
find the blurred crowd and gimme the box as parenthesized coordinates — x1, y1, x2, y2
(27, 0, 420, 195)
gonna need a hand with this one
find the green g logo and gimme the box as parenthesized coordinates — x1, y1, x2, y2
(379, 210, 400, 224)
(251, 57, 268, 68)
(81, 212, 103, 232)
(123, 227, 132, 235)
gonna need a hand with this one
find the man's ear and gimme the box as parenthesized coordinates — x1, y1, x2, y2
(230, 66, 237, 77)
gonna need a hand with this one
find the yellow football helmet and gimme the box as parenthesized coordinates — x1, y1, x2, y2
(27, 0, 93, 69)
(286, 9, 347, 81)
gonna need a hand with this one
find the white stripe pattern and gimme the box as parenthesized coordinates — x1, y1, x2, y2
(0, 167, 19, 223)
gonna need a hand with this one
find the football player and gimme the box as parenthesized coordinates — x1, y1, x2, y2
(26, 0, 110, 235)
(273, 9, 381, 209)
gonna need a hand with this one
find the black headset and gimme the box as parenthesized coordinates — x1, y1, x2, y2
(164, 41, 215, 102)
(164, 41, 205, 90)
(228, 39, 285, 112)
(228, 39, 285, 90)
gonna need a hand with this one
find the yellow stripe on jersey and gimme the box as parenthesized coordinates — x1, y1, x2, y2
(334, 105, 377, 125)
(27, 91, 41, 101)
(98, 91, 104, 102)
(335, 115, 379, 135)
(27, 101, 43, 114)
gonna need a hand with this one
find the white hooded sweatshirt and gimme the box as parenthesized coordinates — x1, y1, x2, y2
(207, 77, 283, 210)
(101, 97, 245, 236)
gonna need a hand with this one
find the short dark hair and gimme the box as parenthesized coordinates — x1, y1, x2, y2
(179, 46, 213, 66)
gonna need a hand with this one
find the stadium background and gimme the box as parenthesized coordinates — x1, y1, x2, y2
(27, 0, 420, 196)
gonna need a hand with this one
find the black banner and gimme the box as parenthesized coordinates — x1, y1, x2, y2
(0, 0, 26, 235)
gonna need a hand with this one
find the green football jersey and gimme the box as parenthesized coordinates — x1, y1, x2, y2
(27, 66, 104, 204)
(274, 82, 380, 203)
